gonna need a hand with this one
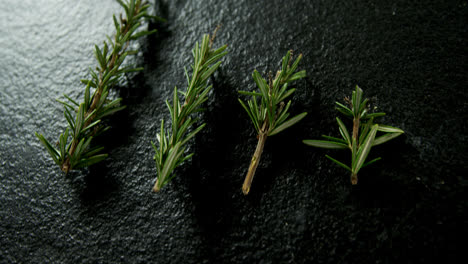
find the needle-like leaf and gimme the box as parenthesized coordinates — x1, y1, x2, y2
(353, 124, 378, 174)
(325, 155, 352, 172)
(303, 140, 348, 149)
(373, 132, 403, 146)
(377, 125, 404, 133)
(336, 117, 351, 145)
(269, 112, 307, 136)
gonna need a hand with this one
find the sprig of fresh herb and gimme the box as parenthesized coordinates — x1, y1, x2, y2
(303, 85, 404, 184)
(238, 50, 307, 195)
(35, 0, 160, 173)
(151, 33, 228, 192)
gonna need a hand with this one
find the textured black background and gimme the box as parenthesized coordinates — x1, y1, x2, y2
(1, 0, 467, 263)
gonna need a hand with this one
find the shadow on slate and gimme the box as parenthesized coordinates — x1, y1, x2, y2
(187, 69, 242, 233)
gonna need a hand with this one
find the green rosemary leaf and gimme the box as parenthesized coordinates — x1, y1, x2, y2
(335, 102, 353, 117)
(277, 83, 289, 100)
(81, 120, 101, 134)
(184, 85, 212, 114)
(143, 15, 167, 22)
(336, 117, 351, 145)
(361, 157, 382, 168)
(287, 70, 306, 82)
(81, 79, 97, 88)
(278, 88, 295, 102)
(377, 125, 404, 133)
(360, 108, 368, 119)
(59, 128, 69, 161)
(74, 104, 85, 139)
(175, 153, 195, 168)
(84, 81, 91, 111)
(359, 98, 369, 114)
(89, 67, 99, 82)
(351, 138, 357, 170)
(73, 154, 108, 169)
(359, 119, 372, 145)
(180, 124, 206, 146)
(64, 108, 75, 132)
(269, 112, 307, 136)
(239, 99, 257, 130)
(248, 100, 261, 132)
(238, 91, 262, 97)
(95, 105, 126, 120)
(92, 125, 111, 138)
(288, 54, 302, 75)
(321, 135, 347, 144)
(74, 137, 93, 162)
(56, 99, 75, 111)
(116, 0, 128, 13)
(373, 132, 403, 146)
(275, 100, 292, 127)
(325, 155, 352, 172)
(209, 44, 228, 58)
(303, 140, 348, 149)
(94, 45, 105, 70)
(176, 118, 196, 143)
(83, 146, 105, 158)
(112, 14, 121, 36)
(128, 0, 135, 19)
(281, 50, 291, 72)
(204, 50, 228, 67)
(130, 29, 157, 40)
(200, 60, 222, 83)
(83, 109, 97, 124)
(117, 66, 144, 74)
(63, 94, 79, 107)
(251, 96, 260, 124)
(364, 112, 386, 119)
(35, 133, 61, 165)
(252, 70, 269, 101)
(351, 90, 357, 114)
(354, 85, 363, 114)
(72, 137, 87, 162)
(353, 124, 378, 174)
(172, 87, 179, 126)
(159, 143, 184, 185)
(96, 90, 109, 109)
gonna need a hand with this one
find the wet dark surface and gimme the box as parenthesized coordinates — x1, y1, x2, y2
(1, 0, 467, 263)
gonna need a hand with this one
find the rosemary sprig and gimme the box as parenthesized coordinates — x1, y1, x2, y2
(151, 33, 228, 192)
(303, 85, 404, 184)
(35, 0, 159, 173)
(238, 50, 307, 195)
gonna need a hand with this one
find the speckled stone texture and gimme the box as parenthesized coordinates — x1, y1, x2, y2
(1, 0, 467, 263)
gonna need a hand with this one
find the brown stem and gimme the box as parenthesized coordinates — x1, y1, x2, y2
(352, 117, 359, 141)
(351, 172, 358, 185)
(242, 131, 268, 195)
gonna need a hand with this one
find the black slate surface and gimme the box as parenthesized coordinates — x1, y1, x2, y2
(1, 0, 467, 263)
